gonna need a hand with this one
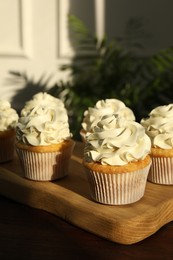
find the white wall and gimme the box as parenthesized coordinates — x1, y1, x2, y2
(0, 0, 172, 111)
(105, 0, 173, 54)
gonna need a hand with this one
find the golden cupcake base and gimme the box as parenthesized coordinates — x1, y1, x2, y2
(83, 156, 151, 205)
(148, 156, 173, 185)
(15, 139, 75, 181)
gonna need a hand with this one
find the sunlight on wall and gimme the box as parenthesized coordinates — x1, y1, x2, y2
(94, 0, 105, 40)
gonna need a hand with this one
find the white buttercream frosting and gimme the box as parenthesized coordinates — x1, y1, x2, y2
(21, 92, 65, 116)
(141, 104, 173, 149)
(0, 100, 19, 131)
(81, 99, 135, 132)
(84, 114, 151, 166)
(16, 92, 72, 146)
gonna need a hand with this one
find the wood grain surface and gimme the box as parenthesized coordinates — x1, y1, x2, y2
(0, 141, 173, 245)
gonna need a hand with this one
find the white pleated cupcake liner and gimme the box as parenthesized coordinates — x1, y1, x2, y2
(16, 147, 72, 181)
(148, 156, 173, 185)
(0, 134, 15, 163)
(85, 164, 151, 205)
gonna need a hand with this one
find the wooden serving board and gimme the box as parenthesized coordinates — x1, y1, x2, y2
(0, 141, 173, 245)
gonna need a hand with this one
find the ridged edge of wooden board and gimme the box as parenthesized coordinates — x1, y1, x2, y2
(0, 142, 173, 245)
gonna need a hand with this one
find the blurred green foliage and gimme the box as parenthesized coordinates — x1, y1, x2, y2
(9, 15, 173, 140)
(49, 15, 173, 140)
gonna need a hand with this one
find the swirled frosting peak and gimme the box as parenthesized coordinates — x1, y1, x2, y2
(21, 92, 65, 116)
(81, 99, 135, 132)
(0, 100, 19, 131)
(84, 114, 151, 165)
(16, 92, 72, 146)
(141, 104, 173, 149)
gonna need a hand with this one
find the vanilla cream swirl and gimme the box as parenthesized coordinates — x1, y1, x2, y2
(84, 114, 151, 166)
(16, 93, 72, 146)
(141, 104, 173, 149)
(82, 99, 135, 132)
(21, 92, 65, 116)
(0, 100, 19, 131)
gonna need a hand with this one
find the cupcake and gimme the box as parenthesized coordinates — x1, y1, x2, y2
(15, 92, 75, 181)
(141, 104, 173, 184)
(0, 100, 19, 163)
(83, 114, 151, 205)
(80, 99, 135, 142)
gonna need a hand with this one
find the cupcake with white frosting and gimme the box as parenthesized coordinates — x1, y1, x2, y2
(0, 100, 19, 163)
(141, 104, 173, 184)
(15, 92, 75, 181)
(83, 114, 151, 205)
(80, 99, 135, 142)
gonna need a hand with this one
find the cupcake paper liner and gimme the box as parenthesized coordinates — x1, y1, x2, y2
(85, 164, 151, 205)
(148, 156, 173, 185)
(16, 142, 74, 181)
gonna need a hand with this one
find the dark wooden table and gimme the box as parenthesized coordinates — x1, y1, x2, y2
(0, 196, 173, 260)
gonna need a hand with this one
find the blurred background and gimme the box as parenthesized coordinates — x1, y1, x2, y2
(0, 0, 173, 139)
